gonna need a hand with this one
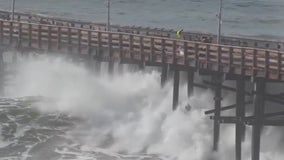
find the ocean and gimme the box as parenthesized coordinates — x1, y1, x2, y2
(0, 0, 284, 38)
(0, 0, 284, 160)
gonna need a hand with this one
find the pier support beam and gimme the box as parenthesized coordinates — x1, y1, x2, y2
(236, 77, 246, 160)
(172, 67, 180, 110)
(0, 49, 4, 95)
(187, 69, 194, 97)
(212, 74, 223, 151)
(108, 33, 114, 75)
(95, 48, 102, 74)
(161, 64, 168, 88)
(251, 79, 266, 160)
(85, 47, 94, 72)
(95, 32, 102, 74)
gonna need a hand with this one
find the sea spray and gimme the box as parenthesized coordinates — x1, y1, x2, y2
(4, 54, 215, 159)
(3, 53, 283, 160)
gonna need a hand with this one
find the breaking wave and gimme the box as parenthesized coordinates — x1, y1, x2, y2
(0, 53, 283, 160)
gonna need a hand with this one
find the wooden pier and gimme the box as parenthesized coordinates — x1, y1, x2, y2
(0, 10, 284, 160)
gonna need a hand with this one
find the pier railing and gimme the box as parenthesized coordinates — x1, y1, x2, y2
(0, 10, 283, 51)
(0, 20, 283, 81)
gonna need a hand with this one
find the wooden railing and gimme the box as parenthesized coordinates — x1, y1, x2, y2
(0, 10, 283, 51)
(0, 20, 283, 81)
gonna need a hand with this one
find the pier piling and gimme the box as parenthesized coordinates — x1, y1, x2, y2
(0, 48, 4, 95)
(172, 67, 180, 110)
(235, 76, 246, 160)
(161, 64, 168, 88)
(187, 69, 194, 97)
(251, 79, 266, 160)
(212, 74, 223, 151)
(108, 32, 114, 74)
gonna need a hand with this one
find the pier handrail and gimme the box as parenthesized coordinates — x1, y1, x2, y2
(0, 20, 283, 81)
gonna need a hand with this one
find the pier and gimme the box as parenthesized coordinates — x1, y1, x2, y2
(0, 10, 284, 160)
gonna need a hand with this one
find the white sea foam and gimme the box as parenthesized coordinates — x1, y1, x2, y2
(0, 126, 10, 148)
(4, 54, 284, 160)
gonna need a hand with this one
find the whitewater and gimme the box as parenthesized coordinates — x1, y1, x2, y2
(0, 52, 282, 160)
(0, 0, 284, 159)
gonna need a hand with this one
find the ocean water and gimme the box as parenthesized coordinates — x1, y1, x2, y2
(0, 0, 284, 38)
(0, 1, 284, 160)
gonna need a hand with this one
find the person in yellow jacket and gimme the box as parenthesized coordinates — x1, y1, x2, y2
(176, 29, 183, 39)
(176, 29, 184, 56)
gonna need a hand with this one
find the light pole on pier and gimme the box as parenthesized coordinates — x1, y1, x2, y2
(212, 0, 223, 152)
(217, 0, 223, 44)
(12, 0, 15, 20)
(106, 0, 110, 31)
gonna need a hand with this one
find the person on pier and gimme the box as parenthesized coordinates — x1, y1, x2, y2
(176, 29, 184, 56)
(176, 29, 183, 39)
